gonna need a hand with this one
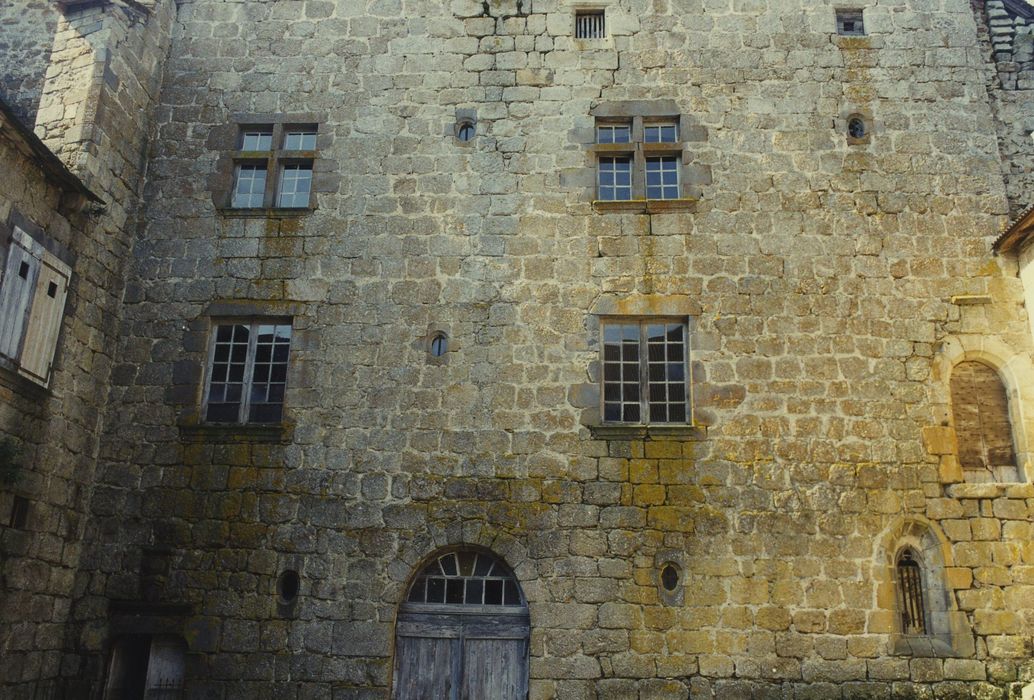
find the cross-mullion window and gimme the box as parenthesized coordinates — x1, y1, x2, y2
(230, 123, 317, 209)
(603, 320, 689, 424)
(204, 321, 292, 424)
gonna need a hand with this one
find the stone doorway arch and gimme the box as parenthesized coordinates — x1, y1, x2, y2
(391, 547, 529, 699)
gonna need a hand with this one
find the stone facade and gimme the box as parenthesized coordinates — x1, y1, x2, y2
(978, 0, 1034, 219)
(2, 0, 1034, 697)
(0, 0, 59, 123)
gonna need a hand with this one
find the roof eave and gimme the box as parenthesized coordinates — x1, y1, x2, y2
(0, 98, 103, 205)
(993, 205, 1034, 256)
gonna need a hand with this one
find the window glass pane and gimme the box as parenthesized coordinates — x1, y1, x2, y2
(598, 156, 632, 201)
(646, 156, 679, 200)
(408, 579, 426, 603)
(596, 124, 630, 144)
(439, 554, 457, 576)
(283, 128, 317, 150)
(644, 123, 678, 143)
(240, 129, 272, 150)
(427, 578, 445, 603)
(277, 163, 313, 208)
(465, 579, 483, 605)
(232, 164, 267, 208)
(484, 579, 503, 605)
(446, 579, 465, 604)
(473, 554, 493, 577)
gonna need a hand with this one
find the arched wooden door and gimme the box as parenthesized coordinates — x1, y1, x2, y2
(392, 549, 530, 699)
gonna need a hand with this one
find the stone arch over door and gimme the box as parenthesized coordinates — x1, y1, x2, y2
(391, 547, 530, 700)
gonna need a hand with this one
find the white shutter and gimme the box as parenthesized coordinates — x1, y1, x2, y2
(18, 248, 71, 385)
(0, 227, 43, 361)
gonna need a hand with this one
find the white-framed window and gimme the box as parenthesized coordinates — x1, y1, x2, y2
(277, 163, 314, 208)
(231, 164, 268, 208)
(0, 226, 71, 387)
(203, 320, 292, 424)
(646, 156, 679, 200)
(644, 123, 678, 143)
(602, 319, 689, 424)
(596, 124, 631, 144)
(598, 156, 633, 201)
(230, 124, 317, 209)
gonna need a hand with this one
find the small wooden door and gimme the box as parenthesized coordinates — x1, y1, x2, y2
(392, 551, 530, 700)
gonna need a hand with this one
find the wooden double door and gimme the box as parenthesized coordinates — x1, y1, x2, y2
(392, 608, 530, 699)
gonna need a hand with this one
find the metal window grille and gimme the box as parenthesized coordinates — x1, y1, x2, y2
(204, 321, 292, 424)
(836, 9, 865, 36)
(603, 320, 689, 424)
(407, 552, 523, 606)
(897, 551, 927, 634)
(575, 11, 605, 39)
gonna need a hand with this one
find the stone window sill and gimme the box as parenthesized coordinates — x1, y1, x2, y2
(178, 422, 294, 444)
(215, 207, 314, 218)
(891, 635, 957, 658)
(589, 424, 706, 440)
(592, 198, 697, 214)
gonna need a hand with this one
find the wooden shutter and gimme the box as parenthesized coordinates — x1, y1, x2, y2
(18, 248, 71, 385)
(0, 227, 43, 361)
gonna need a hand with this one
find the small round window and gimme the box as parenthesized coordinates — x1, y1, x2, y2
(660, 563, 680, 592)
(277, 570, 300, 604)
(429, 332, 448, 357)
(456, 121, 476, 142)
(847, 116, 867, 139)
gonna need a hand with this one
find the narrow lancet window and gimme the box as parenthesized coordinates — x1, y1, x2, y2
(897, 550, 927, 635)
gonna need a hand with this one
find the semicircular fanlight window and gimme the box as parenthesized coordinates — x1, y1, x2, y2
(406, 551, 522, 606)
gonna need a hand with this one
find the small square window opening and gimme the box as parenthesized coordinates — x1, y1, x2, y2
(575, 10, 606, 39)
(836, 8, 865, 36)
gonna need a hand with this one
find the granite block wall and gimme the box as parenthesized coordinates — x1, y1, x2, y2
(70, 0, 1034, 696)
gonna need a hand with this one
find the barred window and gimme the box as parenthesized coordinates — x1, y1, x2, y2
(602, 320, 689, 424)
(896, 550, 927, 635)
(575, 10, 605, 39)
(204, 321, 292, 424)
(406, 551, 522, 606)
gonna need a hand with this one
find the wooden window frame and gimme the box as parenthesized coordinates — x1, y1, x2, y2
(600, 317, 692, 426)
(201, 318, 293, 425)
